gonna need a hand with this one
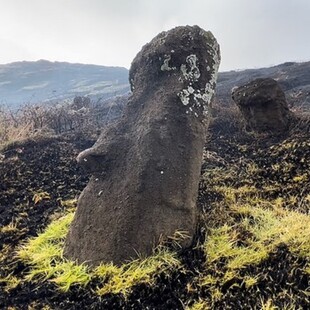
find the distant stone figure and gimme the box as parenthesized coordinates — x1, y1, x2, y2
(64, 25, 220, 266)
(231, 78, 293, 132)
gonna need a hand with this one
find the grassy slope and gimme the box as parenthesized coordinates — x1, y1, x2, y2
(0, 108, 309, 309)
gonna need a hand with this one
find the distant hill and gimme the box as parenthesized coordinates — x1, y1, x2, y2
(1, 60, 309, 110)
(217, 61, 310, 108)
(0, 60, 130, 108)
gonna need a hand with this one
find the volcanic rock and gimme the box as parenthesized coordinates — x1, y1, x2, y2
(231, 78, 293, 132)
(63, 25, 221, 266)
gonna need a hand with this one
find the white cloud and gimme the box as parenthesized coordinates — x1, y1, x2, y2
(0, 0, 309, 70)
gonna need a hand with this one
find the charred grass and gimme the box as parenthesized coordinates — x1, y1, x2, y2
(0, 107, 309, 309)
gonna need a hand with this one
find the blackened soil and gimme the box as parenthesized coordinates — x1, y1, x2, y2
(0, 136, 93, 246)
(0, 135, 94, 309)
(0, 120, 309, 309)
(212, 244, 309, 309)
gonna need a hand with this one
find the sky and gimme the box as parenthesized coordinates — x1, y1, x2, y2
(0, 0, 309, 71)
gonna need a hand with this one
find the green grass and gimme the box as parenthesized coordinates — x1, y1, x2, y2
(196, 180, 310, 307)
(0, 274, 21, 292)
(17, 211, 91, 291)
(95, 248, 182, 295)
(203, 202, 310, 271)
(15, 208, 182, 296)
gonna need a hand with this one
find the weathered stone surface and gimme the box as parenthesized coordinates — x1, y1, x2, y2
(63, 25, 220, 266)
(231, 78, 293, 132)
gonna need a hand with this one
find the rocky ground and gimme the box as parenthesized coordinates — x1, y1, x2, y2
(0, 110, 309, 309)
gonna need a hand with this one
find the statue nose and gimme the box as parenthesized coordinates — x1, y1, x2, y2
(77, 149, 106, 173)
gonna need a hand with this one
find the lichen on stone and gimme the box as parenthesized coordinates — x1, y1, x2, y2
(180, 54, 200, 81)
(130, 78, 135, 90)
(202, 41, 220, 109)
(161, 55, 176, 72)
(158, 31, 168, 45)
(178, 54, 203, 111)
(178, 89, 191, 106)
(177, 38, 220, 118)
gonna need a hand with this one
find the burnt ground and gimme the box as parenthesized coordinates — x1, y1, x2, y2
(0, 113, 309, 309)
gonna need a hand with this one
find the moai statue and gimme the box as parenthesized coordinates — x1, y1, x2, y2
(64, 25, 220, 266)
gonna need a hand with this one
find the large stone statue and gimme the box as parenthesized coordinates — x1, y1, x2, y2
(232, 78, 293, 132)
(64, 25, 220, 266)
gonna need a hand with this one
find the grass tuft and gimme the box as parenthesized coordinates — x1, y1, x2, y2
(185, 298, 210, 310)
(0, 274, 21, 291)
(198, 165, 310, 307)
(16, 212, 91, 290)
(16, 209, 182, 295)
(96, 248, 181, 296)
(260, 298, 278, 310)
(202, 198, 310, 285)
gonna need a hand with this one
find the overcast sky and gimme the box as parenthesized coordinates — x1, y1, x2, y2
(0, 0, 309, 71)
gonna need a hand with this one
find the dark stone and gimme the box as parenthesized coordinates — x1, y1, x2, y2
(231, 78, 293, 132)
(63, 25, 221, 266)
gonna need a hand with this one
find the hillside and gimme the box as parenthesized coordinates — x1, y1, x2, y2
(0, 109, 309, 309)
(0, 60, 129, 108)
(217, 61, 310, 109)
(1, 60, 309, 110)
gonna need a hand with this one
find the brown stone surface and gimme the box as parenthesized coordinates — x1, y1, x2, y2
(63, 25, 220, 266)
(231, 78, 293, 132)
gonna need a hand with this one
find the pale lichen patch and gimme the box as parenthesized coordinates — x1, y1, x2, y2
(178, 90, 190, 106)
(178, 54, 203, 114)
(180, 54, 200, 81)
(202, 41, 220, 111)
(158, 31, 168, 45)
(130, 78, 135, 90)
(177, 38, 220, 118)
(188, 86, 195, 94)
(161, 55, 176, 72)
